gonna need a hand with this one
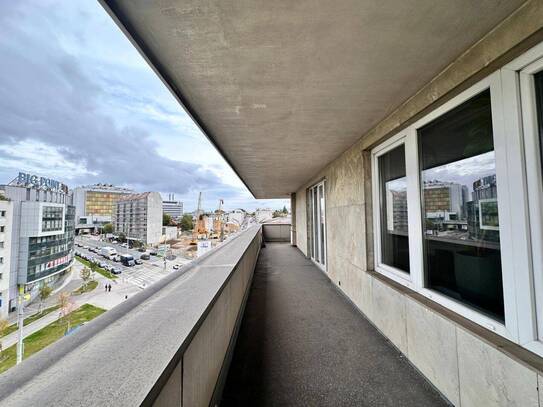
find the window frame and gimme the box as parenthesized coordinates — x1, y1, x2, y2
(372, 71, 520, 342)
(502, 41, 543, 355)
(308, 180, 327, 271)
(372, 133, 420, 289)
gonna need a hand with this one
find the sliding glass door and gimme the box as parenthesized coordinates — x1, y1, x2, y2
(308, 181, 326, 268)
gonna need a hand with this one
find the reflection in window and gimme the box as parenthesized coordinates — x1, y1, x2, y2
(378, 144, 409, 273)
(419, 90, 504, 321)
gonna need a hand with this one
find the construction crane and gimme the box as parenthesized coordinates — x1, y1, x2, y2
(211, 199, 224, 240)
(190, 192, 208, 244)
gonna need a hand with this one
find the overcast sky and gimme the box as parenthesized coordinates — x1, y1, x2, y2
(0, 1, 289, 212)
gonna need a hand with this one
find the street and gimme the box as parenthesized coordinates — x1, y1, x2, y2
(75, 235, 191, 289)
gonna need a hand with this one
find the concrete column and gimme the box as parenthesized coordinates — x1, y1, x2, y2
(290, 193, 296, 246)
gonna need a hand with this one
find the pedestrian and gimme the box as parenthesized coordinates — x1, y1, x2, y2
(125, 295, 128, 300)
(108, 284, 111, 292)
(104, 284, 108, 292)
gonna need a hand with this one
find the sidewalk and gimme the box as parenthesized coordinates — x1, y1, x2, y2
(0, 264, 140, 350)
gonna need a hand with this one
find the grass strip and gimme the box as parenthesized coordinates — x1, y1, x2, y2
(72, 280, 98, 295)
(76, 256, 117, 280)
(0, 304, 106, 374)
(1, 305, 62, 338)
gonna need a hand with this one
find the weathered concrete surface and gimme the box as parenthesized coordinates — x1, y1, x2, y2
(222, 243, 450, 406)
(101, 0, 527, 198)
(0, 227, 261, 407)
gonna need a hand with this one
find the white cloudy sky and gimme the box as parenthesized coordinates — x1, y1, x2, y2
(0, 1, 289, 212)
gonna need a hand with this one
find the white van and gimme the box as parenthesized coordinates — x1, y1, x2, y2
(99, 247, 117, 260)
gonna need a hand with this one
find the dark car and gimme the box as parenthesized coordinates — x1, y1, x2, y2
(140, 253, 150, 260)
(111, 268, 122, 275)
(137, 247, 146, 252)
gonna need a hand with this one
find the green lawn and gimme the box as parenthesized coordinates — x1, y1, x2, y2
(76, 256, 117, 280)
(1, 305, 62, 338)
(0, 304, 106, 374)
(72, 280, 98, 295)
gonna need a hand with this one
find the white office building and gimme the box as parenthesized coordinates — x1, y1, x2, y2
(162, 194, 183, 220)
(114, 192, 162, 245)
(72, 184, 134, 233)
(227, 209, 246, 226)
(0, 173, 75, 317)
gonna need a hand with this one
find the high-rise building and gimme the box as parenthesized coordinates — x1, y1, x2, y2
(162, 193, 183, 220)
(72, 184, 134, 233)
(0, 173, 75, 317)
(114, 192, 162, 245)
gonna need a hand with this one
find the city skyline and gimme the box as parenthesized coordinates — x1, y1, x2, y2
(0, 1, 288, 212)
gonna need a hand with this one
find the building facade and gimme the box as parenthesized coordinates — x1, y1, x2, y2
(114, 192, 162, 245)
(162, 194, 183, 220)
(227, 209, 246, 226)
(255, 209, 273, 223)
(72, 184, 133, 233)
(0, 173, 75, 317)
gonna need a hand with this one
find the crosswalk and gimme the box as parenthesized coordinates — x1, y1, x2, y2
(121, 265, 170, 288)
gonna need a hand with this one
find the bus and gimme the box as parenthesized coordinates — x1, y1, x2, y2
(99, 247, 117, 260)
(119, 254, 135, 267)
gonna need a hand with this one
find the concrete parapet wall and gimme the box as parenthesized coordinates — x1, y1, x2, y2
(262, 223, 291, 242)
(0, 227, 262, 407)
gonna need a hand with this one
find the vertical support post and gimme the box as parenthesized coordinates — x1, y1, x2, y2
(290, 193, 297, 246)
(16, 284, 24, 364)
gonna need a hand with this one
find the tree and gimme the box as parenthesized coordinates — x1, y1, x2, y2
(58, 292, 75, 333)
(0, 318, 9, 356)
(38, 283, 53, 314)
(163, 213, 172, 226)
(102, 223, 113, 234)
(80, 267, 92, 289)
(282, 205, 288, 214)
(179, 214, 193, 231)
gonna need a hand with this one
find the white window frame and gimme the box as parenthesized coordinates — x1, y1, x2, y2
(372, 72, 520, 342)
(502, 41, 543, 355)
(308, 180, 327, 271)
(372, 133, 421, 290)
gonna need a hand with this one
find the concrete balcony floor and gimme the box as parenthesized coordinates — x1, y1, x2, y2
(221, 243, 450, 406)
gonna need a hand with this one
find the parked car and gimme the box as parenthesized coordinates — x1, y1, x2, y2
(137, 247, 146, 252)
(83, 245, 89, 249)
(121, 243, 129, 248)
(172, 264, 180, 270)
(111, 268, 122, 275)
(140, 253, 150, 260)
(134, 259, 143, 265)
(148, 249, 158, 256)
(112, 255, 120, 262)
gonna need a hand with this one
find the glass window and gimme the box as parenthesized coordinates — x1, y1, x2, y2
(535, 70, 543, 175)
(418, 90, 504, 321)
(378, 144, 409, 273)
(308, 182, 326, 267)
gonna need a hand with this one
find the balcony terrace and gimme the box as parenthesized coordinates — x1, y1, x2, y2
(0, 226, 446, 406)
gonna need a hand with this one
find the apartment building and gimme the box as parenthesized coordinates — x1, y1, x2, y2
(114, 192, 162, 245)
